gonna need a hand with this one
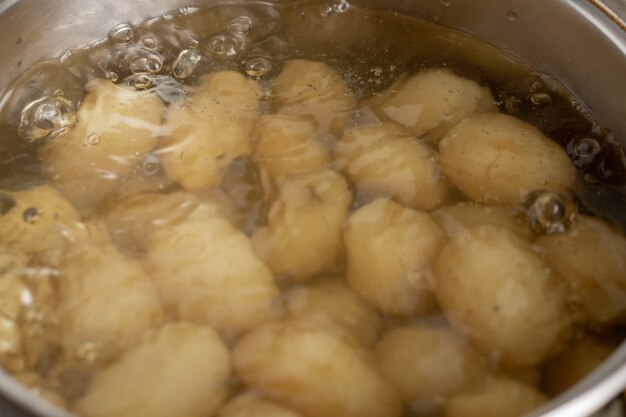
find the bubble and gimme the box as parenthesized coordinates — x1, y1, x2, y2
(188, 35, 200, 48)
(172, 49, 202, 79)
(18, 95, 77, 143)
(506, 11, 518, 21)
(141, 36, 158, 50)
(523, 191, 575, 235)
(142, 154, 161, 175)
(246, 56, 272, 77)
(573, 138, 601, 158)
(226, 16, 253, 35)
(23, 207, 42, 224)
(105, 71, 119, 82)
(319, 4, 333, 16)
(130, 74, 156, 90)
(108, 23, 134, 43)
(84, 133, 101, 147)
(505, 96, 522, 114)
(151, 76, 186, 103)
(530, 92, 552, 105)
(129, 51, 163, 74)
(208, 33, 244, 59)
(332, 0, 350, 13)
(530, 81, 542, 93)
(584, 174, 599, 184)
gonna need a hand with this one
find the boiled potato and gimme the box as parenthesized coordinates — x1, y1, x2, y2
(335, 123, 449, 210)
(445, 377, 548, 417)
(74, 323, 230, 417)
(537, 215, 626, 326)
(435, 224, 571, 368)
(252, 169, 351, 282)
(39, 79, 164, 213)
(439, 113, 576, 204)
(0, 185, 86, 254)
(375, 325, 489, 408)
(218, 392, 304, 417)
(159, 71, 261, 189)
(285, 278, 382, 347)
(253, 114, 331, 182)
(233, 320, 402, 417)
(344, 198, 447, 315)
(272, 59, 357, 141)
(369, 68, 496, 139)
(147, 208, 279, 335)
(58, 242, 163, 366)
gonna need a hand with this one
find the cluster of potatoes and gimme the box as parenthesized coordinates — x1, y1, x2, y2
(0, 56, 625, 417)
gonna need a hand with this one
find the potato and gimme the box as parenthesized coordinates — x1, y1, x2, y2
(434, 224, 571, 368)
(74, 323, 230, 417)
(369, 68, 496, 139)
(335, 123, 449, 210)
(253, 114, 331, 182)
(433, 202, 532, 240)
(39, 79, 164, 214)
(218, 392, 304, 417)
(439, 113, 576, 204)
(537, 215, 626, 326)
(159, 71, 261, 189)
(147, 208, 279, 335)
(445, 377, 547, 417)
(0, 185, 86, 254)
(251, 169, 351, 282)
(233, 320, 402, 417)
(285, 278, 382, 347)
(375, 325, 489, 408)
(58, 242, 163, 366)
(272, 59, 357, 141)
(344, 198, 446, 315)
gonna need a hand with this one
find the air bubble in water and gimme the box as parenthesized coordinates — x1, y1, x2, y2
(105, 71, 119, 82)
(23, 207, 42, 224)
(245, 56, 272, 77)
(18, 95, 76, 143)
(226, 16, 253, 35)
(108, 23, 134, 43)
(129, 51, 163, 74)
(188, 35, 200, 48)
(505, 96, 522, 114)
(84, 133, 101, 147)
(530, 92, 552, 105)
(208, 33, 243, 59)
(319, 4, 333, 16)
(573, 138, 601, 158)
(506, 11, 518, 21)
(131, 74, 156, 90)
(172, 49, 202, 79)
(524, 190, 574, 235)
(332, 0, 350, 13)
(142, 36, 158, 50)
(142, 154, 161, 175)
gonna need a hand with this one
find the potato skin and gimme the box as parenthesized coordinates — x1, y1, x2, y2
(335, 123, 449, 211)
(74, 323, 230, 417)
(439, 113, 576, 204)
(233, 320, 402, 417)
(538, 215, 626, 326)
(344, 198, 447, 316)
(218, 392, 304, 417)
(434, 224, 571, 368)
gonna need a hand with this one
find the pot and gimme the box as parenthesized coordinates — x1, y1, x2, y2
(0, 1, 624, 416)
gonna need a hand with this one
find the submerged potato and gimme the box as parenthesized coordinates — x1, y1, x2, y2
(435, 224, 571, 368)
(252, 169, 351, 281)
(233, 320, 402, 417)
(344, 199, 447, 316)
(439, 113, 576, 204)
(74, 323, 230, 417)
(335, 123, 449, 210)
(370, 68, 496, 139)
(159, 71, 261, 189)
(272, 59, 357, 141)
(218, 392, 304, 417)
(39, 79, 164, 213)
(538, 215, 626, 326)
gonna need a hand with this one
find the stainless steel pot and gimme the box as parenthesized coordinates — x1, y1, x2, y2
(0, 1, 624, 416)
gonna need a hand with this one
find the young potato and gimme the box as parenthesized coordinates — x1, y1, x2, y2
(335, 123, 450, 211)
(537, 215, 626, 326)
(58, 242, 164, 366)
(233, 320, 402, 417)
(375, 325, 489, 408)
(159, 71, 262, 189)
(285, 278, 383, 347)
(369, 68, 496, 139)
(74, 323, 230, 417)
(433, 202, 532, 240)
(218, 392, 304, 417)
(0, 185, 86, 254)
(445, 377, 548, 417)
(39, 79, 164, 214)
(251, 169, 351, 282)
(147, 209, 280, 335)
(253, 114, 331, 182)
(272, 59, 357, 141)
(439, 113, 576, 204)
(435, 224, 572, 368)
(344, 198, 447, 316)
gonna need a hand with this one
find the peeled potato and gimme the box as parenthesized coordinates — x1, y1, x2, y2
(0, 185, 86, 254)
(159, 71, 261, 189)
(272, 59, 357, 141)
(538, 215, 626, 326)
(445, 377, 548, 417)
(147, 207, 279, 335)
(285, 278, 382, 347)
(74, 323, 230, 417)
(233, 320, 402, 417)
(335, 123, 449, 210)
(344, 198, 447, 316)
(218, 392, 304, 417)
(369, 68, 496, 139)
(439, 113, 576, 204)
(251, 169, 351, 282)
(435, 224, 571, 368)
(39, 79, 164, 213)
